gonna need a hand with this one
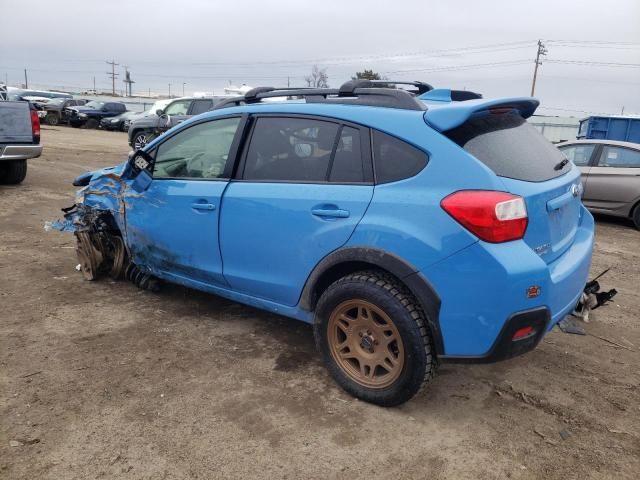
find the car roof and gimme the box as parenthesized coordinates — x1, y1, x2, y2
(557, 139, 640, 150)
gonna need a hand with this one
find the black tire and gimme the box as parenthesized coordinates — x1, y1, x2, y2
(632, 203, 640, 230)
(0, 160, 27, 184)
(84, 118, 99, 129)
(314, 270, 437, 406)
(132, 131, 148, 150)
(45, 112, 59, 126)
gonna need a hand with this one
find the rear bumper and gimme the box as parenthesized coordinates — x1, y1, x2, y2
(424, 205, 594, 358)
(0, 144, 43, 161)
(441, 307, 550, 363)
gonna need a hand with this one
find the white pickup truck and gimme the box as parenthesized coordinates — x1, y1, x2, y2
(0, 86, 43, 184)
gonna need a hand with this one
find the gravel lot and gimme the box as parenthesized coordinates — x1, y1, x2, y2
(1, 127, 639, 479)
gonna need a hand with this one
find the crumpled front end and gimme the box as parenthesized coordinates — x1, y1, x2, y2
(46, 163, 130, 281)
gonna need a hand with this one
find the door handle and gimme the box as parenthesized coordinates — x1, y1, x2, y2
(191, 203, 216, 211)
(311, 208, 350, 218)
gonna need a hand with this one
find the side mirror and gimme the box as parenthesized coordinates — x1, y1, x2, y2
(128, 149, 154, 192)
(156, 109, 165, 116)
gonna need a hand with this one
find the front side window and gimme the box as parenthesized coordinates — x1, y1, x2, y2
(559, 144, 595, 166)
(164, 100, 191, 116)
(153, 117, 241, 179)
(243, 117, 340, 182)
(597, 146, 640, 168)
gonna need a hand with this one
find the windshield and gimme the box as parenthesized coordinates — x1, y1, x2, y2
(48, 98, 66, 106)
(84, 101, 105, 109)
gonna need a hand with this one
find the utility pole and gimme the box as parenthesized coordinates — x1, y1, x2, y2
(530, 40, 547, 97)
(123, 66, 135, 97)
(93, 76, 96, 93)
(106, 59, 119, 96)
(287, 76, 290, 88)
(182, 82, 186, 96)
(24, 69, 28, 88)
(168, 83, 171, 98)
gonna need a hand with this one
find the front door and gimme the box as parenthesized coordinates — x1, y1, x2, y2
(219, 115, 374, 306)
(124, 116, 243, 286)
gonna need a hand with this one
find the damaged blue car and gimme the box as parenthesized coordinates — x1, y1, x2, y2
(51, 81, 596, 406)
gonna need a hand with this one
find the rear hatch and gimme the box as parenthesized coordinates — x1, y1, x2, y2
(442, 109, 581, 264)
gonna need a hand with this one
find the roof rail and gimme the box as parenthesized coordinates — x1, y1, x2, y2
(338, 80, 434, 96)
(214, 80, 429, 111)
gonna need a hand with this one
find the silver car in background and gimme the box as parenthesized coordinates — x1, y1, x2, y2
(558, 139, 640, 229)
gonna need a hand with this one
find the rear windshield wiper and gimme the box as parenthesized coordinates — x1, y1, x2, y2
(554, 158, 569, 171)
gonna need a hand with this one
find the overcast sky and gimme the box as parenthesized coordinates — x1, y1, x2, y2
(1, 0, 639, 116)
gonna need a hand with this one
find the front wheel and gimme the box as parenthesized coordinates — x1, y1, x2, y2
(132, 131, 149, 149)
(84, 118, 99, 129)
(45, 112, 59, 126)
(314, 271, 437, 406)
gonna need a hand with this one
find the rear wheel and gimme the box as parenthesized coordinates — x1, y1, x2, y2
(45, 112, 59, 126)
(0, 160, 27, 184)
(632, 203, 640, 230)
(314, 271, 436, 406)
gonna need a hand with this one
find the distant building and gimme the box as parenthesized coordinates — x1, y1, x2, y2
(528, 115, 579, 143)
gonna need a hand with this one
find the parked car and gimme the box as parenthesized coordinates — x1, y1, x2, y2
(127, 96, 230, 149)
(67, 101, 127, 128)
(52, 81, 594, 406)
(558, 139, 640, 228)
(100, 110, 147, 132)
(39, 98, 90, 125)
(7, 87, 73, 100)
(0, 100, 42, 184)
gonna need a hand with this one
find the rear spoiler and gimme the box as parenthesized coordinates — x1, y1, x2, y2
(423, 97, 540, 132)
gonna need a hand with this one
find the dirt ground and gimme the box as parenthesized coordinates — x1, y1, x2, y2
(1, 127, 639, 480)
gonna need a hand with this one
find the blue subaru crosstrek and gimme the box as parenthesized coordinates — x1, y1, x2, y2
(52, 80, 594, 406)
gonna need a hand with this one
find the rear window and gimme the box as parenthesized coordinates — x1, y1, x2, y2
(445, 111, 570, 182)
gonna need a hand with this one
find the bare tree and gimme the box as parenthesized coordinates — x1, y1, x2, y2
(305, 65, 329, 88)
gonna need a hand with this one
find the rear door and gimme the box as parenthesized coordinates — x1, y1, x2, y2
(581, 145, 640, 214)
(219, 115, 374, 306)
(446, 111, 583, 264)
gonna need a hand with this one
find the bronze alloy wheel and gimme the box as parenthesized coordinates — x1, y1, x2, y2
(328, 299, 405, 389)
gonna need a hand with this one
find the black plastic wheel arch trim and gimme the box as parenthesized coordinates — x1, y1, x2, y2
(298, 247, 445, 356)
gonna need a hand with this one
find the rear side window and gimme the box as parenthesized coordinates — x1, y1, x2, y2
(244, 117, 346, 182)
(446, 111, 569, 182)
(597, 146, 640, 168)
(191, 99, 213, 115)
(373, 130, 428, 183)
(329, 127, 364, 183)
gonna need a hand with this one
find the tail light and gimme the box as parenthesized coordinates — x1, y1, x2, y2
(441, 190, 528, 243)
(30, 108, 41, 144)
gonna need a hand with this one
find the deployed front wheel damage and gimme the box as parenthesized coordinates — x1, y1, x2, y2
(52, 204, 161, 292)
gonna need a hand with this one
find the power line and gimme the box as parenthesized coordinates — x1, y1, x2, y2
(546, 59, 640, 68)
(383, 59, 531, 75)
